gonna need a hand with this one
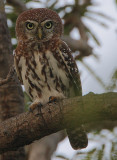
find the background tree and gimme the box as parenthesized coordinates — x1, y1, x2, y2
(0, 0, 117, 160)
(0, 0, 25, 160)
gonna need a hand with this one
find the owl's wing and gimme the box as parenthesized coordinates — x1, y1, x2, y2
(59, 41, 88, 149)
(14, 53, 23, 85)
(59, 40, 82, 96)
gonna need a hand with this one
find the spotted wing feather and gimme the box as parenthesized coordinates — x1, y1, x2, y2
(59, 41, 88, 149)
(59, 41, 82, 96)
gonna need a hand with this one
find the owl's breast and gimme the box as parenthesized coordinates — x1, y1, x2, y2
(46, 50, 69, 88)
(17, 49, 69, 103)
(18, 52, 46, 99)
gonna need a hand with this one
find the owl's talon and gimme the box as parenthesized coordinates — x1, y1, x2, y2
(49, 96, 57, 103)
(29, 102, 43, 113)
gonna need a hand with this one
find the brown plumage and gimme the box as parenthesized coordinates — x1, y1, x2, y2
(14, 8, 88, 150)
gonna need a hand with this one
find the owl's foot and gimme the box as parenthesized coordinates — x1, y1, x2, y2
(29, 102, 43, 113)
(49, 96, 58, 103)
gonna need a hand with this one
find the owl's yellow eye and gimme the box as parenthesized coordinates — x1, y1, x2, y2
(26, 22, 34, 30)
(45, 21, 53, 29)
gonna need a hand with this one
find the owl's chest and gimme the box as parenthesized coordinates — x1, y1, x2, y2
(19, 51, 50, 87)
(18, 50, 69, 98)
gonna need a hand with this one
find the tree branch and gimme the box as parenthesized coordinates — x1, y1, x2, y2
(0, 92, 117, 154)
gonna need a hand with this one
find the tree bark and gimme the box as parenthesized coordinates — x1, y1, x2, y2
(0, 1, 25, 159)
(0, 92, 116, 154)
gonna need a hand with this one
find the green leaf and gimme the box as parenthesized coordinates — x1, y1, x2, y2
(97, 145, 105, 160)
(24, 92, 32, 111)
(56, 154, 70, 160)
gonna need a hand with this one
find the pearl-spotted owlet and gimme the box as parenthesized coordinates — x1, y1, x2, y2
(14, 8, 88, 150)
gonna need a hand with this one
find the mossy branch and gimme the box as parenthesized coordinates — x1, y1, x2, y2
(0, 92, 117, 153)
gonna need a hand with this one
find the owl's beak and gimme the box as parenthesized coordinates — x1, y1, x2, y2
(38, 28, 42, 39)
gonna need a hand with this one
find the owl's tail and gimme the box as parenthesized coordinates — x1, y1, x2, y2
(66, 125, 88, 150)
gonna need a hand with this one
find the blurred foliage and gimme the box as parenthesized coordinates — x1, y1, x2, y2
(24, 91, 32, 111)
(106, 69, 117, 91)
(55, 128, 117, 160)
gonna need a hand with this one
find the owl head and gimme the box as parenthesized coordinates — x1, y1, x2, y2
(16, 8, 63, 43)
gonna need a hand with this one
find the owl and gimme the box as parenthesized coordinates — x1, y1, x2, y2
(14, 8, 88, 150)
